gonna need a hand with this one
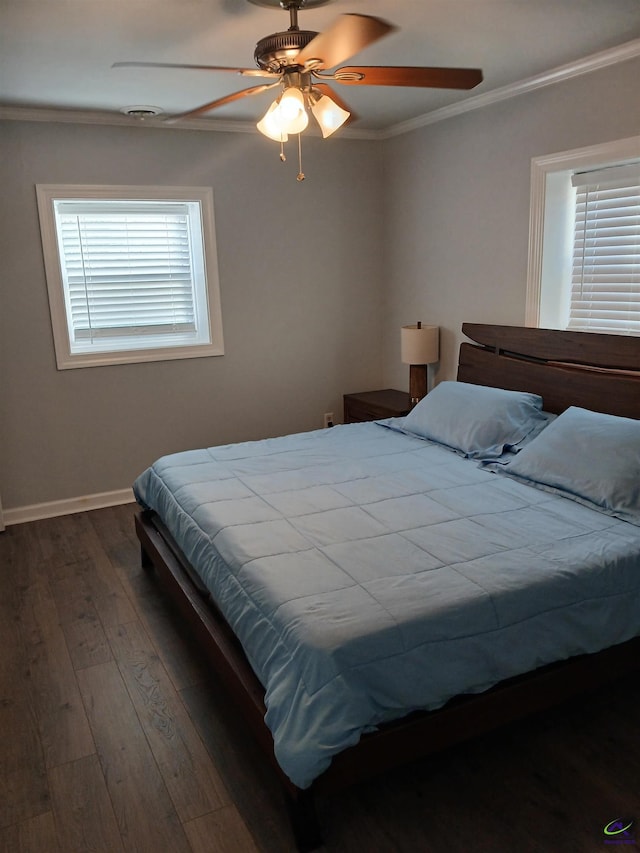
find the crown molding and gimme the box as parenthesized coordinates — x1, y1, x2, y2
(0, 103, 381, 139)
(1, 38, 638, 139)
(382, 38, 640, 139)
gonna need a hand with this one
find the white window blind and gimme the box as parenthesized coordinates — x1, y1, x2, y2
(37, 185, 223, 369)
(568, 163, 640, 335)
(54, 200, 205, 345)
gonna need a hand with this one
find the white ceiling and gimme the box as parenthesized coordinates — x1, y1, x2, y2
(2, 0, 640, 133)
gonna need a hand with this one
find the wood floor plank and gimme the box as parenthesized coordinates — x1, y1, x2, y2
(0, 822, 19, 853)
(0, 696, 49, 828)
(124, 571, 211, 691)
(180, 681, 294, 852)
(90, 506, 210, 691)
(0, 595, 27, 706)
(33, 515, 72, 568)
(91, 586, 138, 629)
(47, 513, 138, 628)
(0, 521, 95, 772)
(76, 660, 191, 853)
(38, 514, 101, 581)
(184, 805, 260, 853)
(107, 619, 231, 822)
(14, 811, 59, 853)
(89, 503, 141, 581)
(20, 578, 95, 768)
(62, 613, 113, 671)
(48, 754, 125, 853)
(48, 569, 100, 625)
(50, 564, 137, 635)
(0, 526, 53, 829)
(0, 517, 46, 614)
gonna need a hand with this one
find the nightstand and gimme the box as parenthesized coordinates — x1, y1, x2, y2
(343, 389, 412, 424)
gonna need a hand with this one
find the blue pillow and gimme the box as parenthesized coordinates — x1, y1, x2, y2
(401, 381, 549, 459)
(495, 406, 640, 525)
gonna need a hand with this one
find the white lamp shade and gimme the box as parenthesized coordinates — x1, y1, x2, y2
(277, 88, 309, 134)
(401, 324, 439, 365)
(310, 94, 350, 138)
(257, 101, 289, 142)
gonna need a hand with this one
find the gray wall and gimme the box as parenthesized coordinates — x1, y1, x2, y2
(2, 55, 639, 513)
(381, 56, 640, 390)
(0, 121, 384, 509)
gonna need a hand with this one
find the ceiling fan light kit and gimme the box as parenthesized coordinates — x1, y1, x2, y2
(256, 72, 346, 137)
(114, 0, 482, 180)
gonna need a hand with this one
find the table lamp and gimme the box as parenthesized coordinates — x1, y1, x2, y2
(401, 322, 440, 405)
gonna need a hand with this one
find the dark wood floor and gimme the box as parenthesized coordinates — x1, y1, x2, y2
(1, 503, 638, 852)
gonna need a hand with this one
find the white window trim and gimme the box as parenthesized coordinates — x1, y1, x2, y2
(36, 184, 224, 369)
(525, 135, 640, 328)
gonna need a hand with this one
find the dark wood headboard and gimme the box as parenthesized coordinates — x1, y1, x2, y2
(458, 324, 640, 419)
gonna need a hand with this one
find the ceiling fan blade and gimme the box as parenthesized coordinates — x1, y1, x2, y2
(296, 14, 396, 71)
(313, 82, 358, 126)
(165, 82, 281, 123)
(112, 61, 279, 79)
(335, 66, 483, 90)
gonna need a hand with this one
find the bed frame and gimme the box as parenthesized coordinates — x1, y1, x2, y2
(135, 324, 640, 850)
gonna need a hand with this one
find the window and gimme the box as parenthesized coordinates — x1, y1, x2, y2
(526, 137, 640, 336)
(569, 165, 640, 334)
(37, 185, 224, 368)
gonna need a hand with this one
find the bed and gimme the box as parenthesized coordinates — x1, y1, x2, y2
(133, 323, 640, 849)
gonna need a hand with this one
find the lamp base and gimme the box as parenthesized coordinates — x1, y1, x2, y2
(409, 364, 428, 406)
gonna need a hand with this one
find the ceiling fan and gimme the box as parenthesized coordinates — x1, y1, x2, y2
(114, 0, 483, 179)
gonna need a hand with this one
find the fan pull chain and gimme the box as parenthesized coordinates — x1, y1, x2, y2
(279, 137, 286, 162)
(296, 133, 305, 182)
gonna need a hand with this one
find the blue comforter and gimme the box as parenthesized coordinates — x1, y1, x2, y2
(133, 421, 640, 788)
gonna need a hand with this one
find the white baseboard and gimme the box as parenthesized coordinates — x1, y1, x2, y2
(2, 488, 136, 527)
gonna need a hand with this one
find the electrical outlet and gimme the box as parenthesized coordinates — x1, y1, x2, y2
(323, 412, 334, 429)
